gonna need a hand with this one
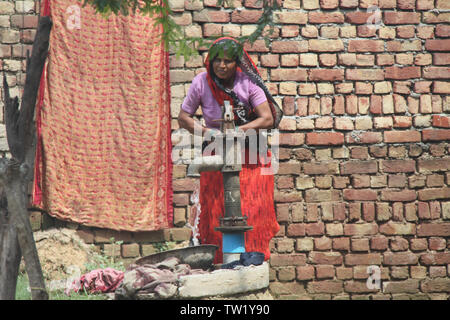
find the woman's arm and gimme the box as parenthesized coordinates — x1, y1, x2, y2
(238, 101, 274, 132)
(177, 109, 210, 136)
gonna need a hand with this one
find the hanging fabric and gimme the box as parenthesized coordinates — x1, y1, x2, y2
(33, 0, 173, 231)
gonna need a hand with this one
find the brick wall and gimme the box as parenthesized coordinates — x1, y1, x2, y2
(1, 0, 450, 300)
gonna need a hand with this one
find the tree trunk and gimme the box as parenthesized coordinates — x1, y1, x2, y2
(0, 188, 21, 300)
(0, 16, 52, 300)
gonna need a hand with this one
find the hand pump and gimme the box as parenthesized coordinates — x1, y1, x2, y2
(187, 101, 253, 263)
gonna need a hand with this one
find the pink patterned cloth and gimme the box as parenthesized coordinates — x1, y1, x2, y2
(65, 268, 124, 295)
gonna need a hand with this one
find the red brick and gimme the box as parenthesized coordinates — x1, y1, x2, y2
(95, 229, 135, 243)
(418, 188, 450, 201)
(276, 203, 290, 223)
(270, 253, 307, 266)
(346, 132, 383, 144)
(320, 0, 339, 9)
(345, 253, 382, 265)
(202, 23, 222, 37)
(275, 191, 303, 203)
(380, 190, 417, 202)
(278, 161, 301, 175)
(423, 66, 450, 79)
(303, 162, 339, 175)
(11, 15, 39, 28)
(434, 53, 450, 65)
(243, 40, 269, 52)
(308, 69, 344, 81)
(344, 223, 378, 236)
(419, 252, 450, 265)
(333, 238, 350, 251)
(309, 252, 343, 265)
(340, 161, 377, 175)
(260, 54, 279, 67)
(348, 40, 384, 52)
(296, 265, 315, 280)
(340, 0, 358, 8)
(436, 25, 450, 37)
(422, 129, 450, 142)
(307, 280, 343, 294)
(383, 280, 420, 294)
(385, 66, 421, 80)
(429, 238, 447, 251)
(306, 132, 344, 146)
(272, 40, 308, 53)
(433, 82, 450, 95)
(308, 12, 344, 24)
(279, 132, 305, 146)
(121, 243, 140, 258)
(420, 278, 450, 293)
(410, 238, 428, 251)
(305, 189, 341, 203)
(343, 189, 377, 201)
(76, 229, 95, 244)
(271, 68, 308, 81)
(383, 252, 418, 265)
(418, 159, 450, 173)
(344, 12, 373, 24)
(370, 236, 389, 250)
(384, 12, 420, 24)
(425, 39, 450, 51)
(417, 223, 450, 237)
(173, 178, 198, 191)
(231, 10, 262, 23)
(244, 0, 264, 8)
(193, 10, 230, 23)
(277, 176, 294, 189)
(362, 203, 375, 222)
(345, 281, 380, 294)
(309, 39, 344, 52)
(333, 203, 346, 221)
(305, 222, 325, 236)
(417, 0, 435, 10)
(316, 265, 335, 279)
(275, 12, 308, 24)
(351, 238, 370, 251)
(383, 131, 421, 143)
(346, 69, 384, 81)
(287, 223, 306, 236)
(390, 237, 409, 251)
(281, 25, 300, 38)
(397, 0, 416, 9)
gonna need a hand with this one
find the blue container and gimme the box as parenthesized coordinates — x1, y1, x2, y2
(222, 232, 245, 253)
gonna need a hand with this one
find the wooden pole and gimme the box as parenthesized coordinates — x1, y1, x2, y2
(0, 16, 52, 300)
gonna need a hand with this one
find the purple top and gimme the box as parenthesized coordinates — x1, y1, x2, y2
(181, 71, 268, 129)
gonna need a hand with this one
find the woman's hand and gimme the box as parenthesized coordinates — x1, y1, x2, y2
(238, 101, 274, 132)
(177, 109, 208, 136)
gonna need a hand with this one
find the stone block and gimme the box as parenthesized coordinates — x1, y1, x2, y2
(178, 262, 269, 298)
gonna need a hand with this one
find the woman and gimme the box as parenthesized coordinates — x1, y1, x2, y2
(178, 37, 283, 264)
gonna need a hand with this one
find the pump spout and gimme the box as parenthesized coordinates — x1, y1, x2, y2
(187, 155, 223, 177)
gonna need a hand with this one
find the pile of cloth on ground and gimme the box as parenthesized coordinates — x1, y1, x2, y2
(220, 252, 265, 269)
(65, 257, 208, 299)
(115, 257, 209, 299)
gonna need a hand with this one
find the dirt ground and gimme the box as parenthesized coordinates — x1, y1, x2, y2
(21, 228, 93, 282)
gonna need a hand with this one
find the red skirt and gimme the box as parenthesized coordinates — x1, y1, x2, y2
(198, 150, 280, 264)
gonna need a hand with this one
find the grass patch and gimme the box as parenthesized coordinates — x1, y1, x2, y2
(15, 272, 108, 300)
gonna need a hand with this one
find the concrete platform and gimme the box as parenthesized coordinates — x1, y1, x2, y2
(177, 262, 270, 298)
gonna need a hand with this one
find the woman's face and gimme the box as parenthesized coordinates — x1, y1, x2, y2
(212, 55, 237, 81)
